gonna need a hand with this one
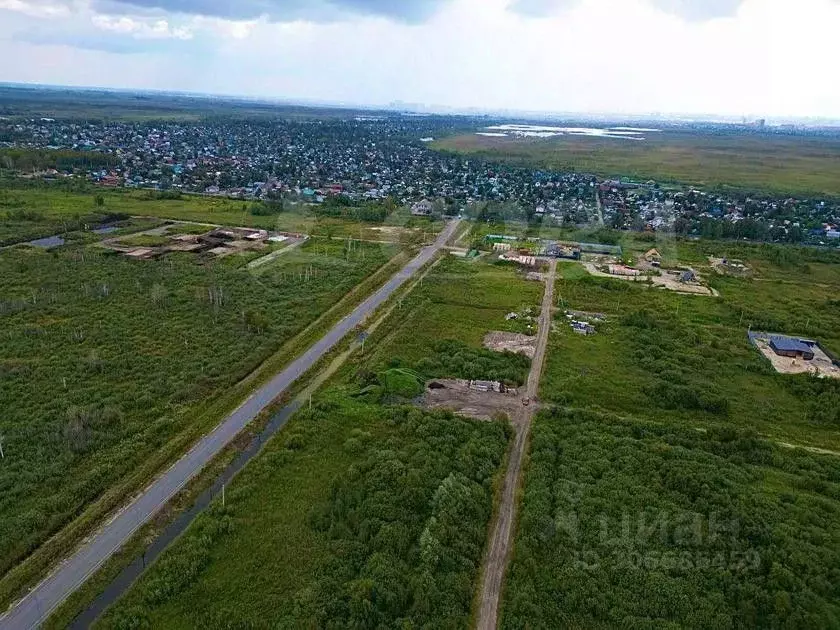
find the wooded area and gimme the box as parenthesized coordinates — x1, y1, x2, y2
(502, 408, 840, 629)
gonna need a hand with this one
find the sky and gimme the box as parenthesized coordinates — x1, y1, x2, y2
(1, 0, 839, 118)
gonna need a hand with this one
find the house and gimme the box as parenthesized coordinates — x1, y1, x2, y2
(411, 199, 434, 216)
(770, 337, 815, 360)
(571, 321, 596, 335)
(644, 248, 662, 267)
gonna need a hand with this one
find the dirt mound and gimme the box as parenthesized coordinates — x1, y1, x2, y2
(422, 379, 522, 421)
(483, 332, 536, 359)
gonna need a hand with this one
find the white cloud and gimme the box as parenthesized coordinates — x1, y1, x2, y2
(1, 0, 838, 118)
(0, 0, 70, 18)
(91, 14, 193, 38)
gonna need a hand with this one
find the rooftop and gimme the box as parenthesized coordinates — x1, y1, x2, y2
(770, 337, 814, 354)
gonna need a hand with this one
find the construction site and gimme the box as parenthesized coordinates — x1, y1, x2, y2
(750, 332, 840, 379)
(100, 222, 304, 261)
(422, 379, 523, 421)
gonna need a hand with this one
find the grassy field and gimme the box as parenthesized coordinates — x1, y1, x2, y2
(90, 256, 545, 628)
(496, 238, 840, 628)
(433, 131, 840, 197)
(501, 408, 840, 629)
(0, 234, 397, 581)
(364, 256, 544, 370)
(0, 186, 441, 244)
(545, 241, 840, 450)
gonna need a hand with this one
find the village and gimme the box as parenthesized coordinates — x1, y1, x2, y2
(2, 115, 839, 246)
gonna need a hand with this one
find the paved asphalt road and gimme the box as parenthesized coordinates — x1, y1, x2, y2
(0, 219, 460, 630)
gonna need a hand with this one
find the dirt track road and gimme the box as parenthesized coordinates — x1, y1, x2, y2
(476, 259, 556, 630)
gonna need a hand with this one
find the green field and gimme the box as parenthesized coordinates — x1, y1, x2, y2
(0, 234, 397, 580)
(545, 242, 840, 450)
(433, 131, 840, 197)
(92, 256, 547, 628)
(0, 185, 441, 245)
(496, 240, 840, 627)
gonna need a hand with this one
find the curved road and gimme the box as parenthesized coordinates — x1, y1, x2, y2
(0, 220, 460, 630)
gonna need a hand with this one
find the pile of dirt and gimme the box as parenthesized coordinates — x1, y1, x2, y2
(483, 332, 537, 359)
(422, 379, 522, 421)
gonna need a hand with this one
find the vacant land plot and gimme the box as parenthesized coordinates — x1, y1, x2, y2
(91, 257, 543, 628)
(0, 236, 395, 579)
(433, 130, 840, 197)
(547, 244, 840, 450)
(484, 331, 537, 358)
(581, 262, 717, 296)
(423, 379, 523, 420)
(0, 186, 441, 243)
(501, 409, 840, 629)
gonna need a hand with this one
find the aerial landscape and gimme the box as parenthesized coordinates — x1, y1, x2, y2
(1, 0, 840, 629)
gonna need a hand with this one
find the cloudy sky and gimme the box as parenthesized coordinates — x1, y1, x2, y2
(1, 0, 838, 118)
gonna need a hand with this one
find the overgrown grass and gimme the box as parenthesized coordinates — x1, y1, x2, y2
(0, 185, 441, 243)
(434, 130, 840, 197)
(94, 394, 509, 629)
(501, 408, 840, 629)
(546, 242, 840, 450)
(0, 236, 395, 584)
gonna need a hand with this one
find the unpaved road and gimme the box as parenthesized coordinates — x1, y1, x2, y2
(476, 259, 556, 630)
(0, 221, 460, 630)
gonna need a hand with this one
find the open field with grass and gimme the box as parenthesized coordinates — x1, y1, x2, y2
(0, 185, 442, 245)
(501, 408, 840, 629)
(90, 256, 546, 628)
(0, 234, 397, 584)
(545, 240, 840, 450)
(433, 131, 840, 197)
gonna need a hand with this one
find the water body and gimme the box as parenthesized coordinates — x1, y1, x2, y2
(68, 399, 304, 628)
(478, 123, 661, 141)
(93, 226, 118, 235)
(27, 235, 65, 248)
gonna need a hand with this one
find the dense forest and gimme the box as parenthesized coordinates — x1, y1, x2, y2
(502, 408, 840, 629)
(98, 401, 509, 629)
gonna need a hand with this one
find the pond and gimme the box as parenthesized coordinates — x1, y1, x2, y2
(478, 124, 661, 141)
(28, 235, 65, 248)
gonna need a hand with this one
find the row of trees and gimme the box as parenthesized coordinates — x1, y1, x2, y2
(0, 148, 117, 173)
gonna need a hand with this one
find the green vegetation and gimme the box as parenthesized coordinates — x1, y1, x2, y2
(0, 185, 441, 245)
(0, 236, 395, 579)
(115, 234, 172, 248)
(97, 399, 508, 629)
(502, 409, 840, 629)
(92, 256, 540, 628)
(364, 256, 543, 370)
(546, 242, 840, 450)
(497, 238, 840, 628)
(0, 148, 118, 173)
(416, 340, 531, 386)
(434, 131, 840, 197)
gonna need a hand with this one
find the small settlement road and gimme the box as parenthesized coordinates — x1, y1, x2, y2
(0, 220, 460, 630)
(476, 259, 557, 630)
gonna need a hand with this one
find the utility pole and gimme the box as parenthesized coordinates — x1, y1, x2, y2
(0, 435, 4, 459)
(222, 483, 225, 507)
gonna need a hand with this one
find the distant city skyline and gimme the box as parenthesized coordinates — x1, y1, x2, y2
(1, 0, 838, 119)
